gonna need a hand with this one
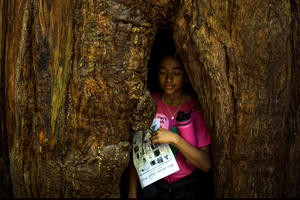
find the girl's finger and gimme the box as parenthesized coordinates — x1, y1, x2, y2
(151, 135, 157, 140)
(151, 131, 157, 136)
(151, 136, 158, 143)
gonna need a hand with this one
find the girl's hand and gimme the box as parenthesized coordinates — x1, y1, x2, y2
(150, 127, 178, 145)
(151, 128, 212, 172)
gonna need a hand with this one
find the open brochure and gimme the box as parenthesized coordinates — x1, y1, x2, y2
(132, 118, 179, 189)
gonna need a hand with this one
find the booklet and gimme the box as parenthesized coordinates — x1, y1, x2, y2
(132, 118, 179, 189)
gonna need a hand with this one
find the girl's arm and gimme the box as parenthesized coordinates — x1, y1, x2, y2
(128, 158, 139, 198)
(151, 128, 211, 172)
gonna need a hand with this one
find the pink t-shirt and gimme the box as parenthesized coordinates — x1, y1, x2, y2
(151, 91, 211, 183)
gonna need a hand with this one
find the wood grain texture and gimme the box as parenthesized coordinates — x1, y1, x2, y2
(3, 0, 171, 198)
(173, 0, 299, 198)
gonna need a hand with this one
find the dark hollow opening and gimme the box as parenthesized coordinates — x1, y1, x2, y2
(146, 26, 175, 93)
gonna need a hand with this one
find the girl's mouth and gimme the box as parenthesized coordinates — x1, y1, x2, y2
(165, 85, 174, 89)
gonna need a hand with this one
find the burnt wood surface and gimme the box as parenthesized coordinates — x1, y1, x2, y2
(0, 0, 299, 198)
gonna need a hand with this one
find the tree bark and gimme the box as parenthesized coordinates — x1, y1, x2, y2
(3, 0, 170, 198)
(173, 0, 300, 198)
(1, 0, 299, 198)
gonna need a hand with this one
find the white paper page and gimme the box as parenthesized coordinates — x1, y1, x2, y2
(132, 118, 179, 188)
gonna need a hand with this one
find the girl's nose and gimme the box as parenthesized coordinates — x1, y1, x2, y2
(166, 73, 173, 82)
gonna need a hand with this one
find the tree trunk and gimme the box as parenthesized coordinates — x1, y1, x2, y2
(1, 0, 299, 198)
(172, 0, 300, 197)
(3, 0, 166, 198)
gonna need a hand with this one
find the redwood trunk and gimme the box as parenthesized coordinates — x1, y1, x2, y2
(173, 0, 300, 197)
(0, 0, 299, 198)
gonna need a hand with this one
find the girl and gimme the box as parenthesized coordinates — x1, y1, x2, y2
(128, 53, 212, 199)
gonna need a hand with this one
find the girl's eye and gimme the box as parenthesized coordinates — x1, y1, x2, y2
(173, 71, 182, 76)
(159, 70, 166, 75)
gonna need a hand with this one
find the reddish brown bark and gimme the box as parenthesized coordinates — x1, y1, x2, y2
(172, 1, 300, 197)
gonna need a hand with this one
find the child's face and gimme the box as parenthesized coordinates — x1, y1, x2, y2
(158, 55, 185, 96)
